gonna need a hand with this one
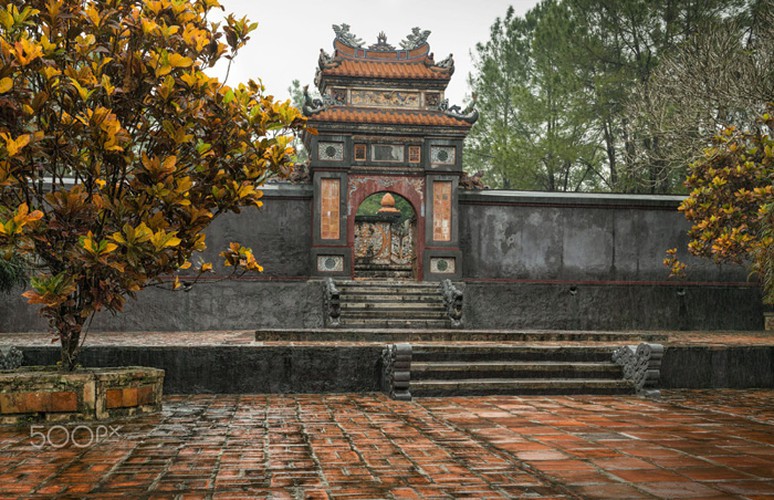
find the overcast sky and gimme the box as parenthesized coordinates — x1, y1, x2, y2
(210, 1, 540, 106)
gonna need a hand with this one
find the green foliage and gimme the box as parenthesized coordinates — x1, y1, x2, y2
(466, 2, 602, 191)
(467, 0, 756, 193)
(0, 255, 25, 294)
(0, 0, 305, 369)
(357, 193, 415, 224)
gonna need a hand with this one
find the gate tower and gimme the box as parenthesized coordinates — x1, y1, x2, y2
(303, 24, 477, 281)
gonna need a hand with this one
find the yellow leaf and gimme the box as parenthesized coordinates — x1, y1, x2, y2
(168, 53, 193, 68)
(3, 133, 31, 157)
(14, 38, 44, 66)
(95, 178, 106, 189)
(40, 66, 61, 81)
(200, 262, 213, 272)
(180, 261, 192, 270)
(0, 77, 11, 93)
(161, 155, 177, 171)
(84, 4, 100, 26)
(81, 233, 95, 253)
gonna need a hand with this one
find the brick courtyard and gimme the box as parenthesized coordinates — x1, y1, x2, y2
(0, 390, 772, 499)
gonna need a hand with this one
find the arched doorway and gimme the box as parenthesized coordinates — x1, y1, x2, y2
(354, 192, 417, 280)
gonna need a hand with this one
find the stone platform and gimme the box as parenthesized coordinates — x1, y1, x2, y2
(254, 328, 669, 342)
(1, 330, 772, 394)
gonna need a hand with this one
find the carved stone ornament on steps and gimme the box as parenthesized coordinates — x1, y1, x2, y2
(382, 343, 412, 401)
(612, 343, 664, 397)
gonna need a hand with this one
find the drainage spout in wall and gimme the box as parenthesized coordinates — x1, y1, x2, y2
(677, 287, 688, 331)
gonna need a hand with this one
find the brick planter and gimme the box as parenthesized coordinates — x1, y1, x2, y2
(0, 366, 164, 424)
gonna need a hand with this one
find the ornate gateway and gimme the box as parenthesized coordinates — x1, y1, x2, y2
(304, 25, 477, 280)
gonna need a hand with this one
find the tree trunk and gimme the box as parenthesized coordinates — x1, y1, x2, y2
(51, 302, 87, 372)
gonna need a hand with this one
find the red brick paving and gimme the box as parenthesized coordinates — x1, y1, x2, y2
(0, 390, 770, 498)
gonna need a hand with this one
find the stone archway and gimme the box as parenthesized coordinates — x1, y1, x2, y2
(353, 192, 417, 279)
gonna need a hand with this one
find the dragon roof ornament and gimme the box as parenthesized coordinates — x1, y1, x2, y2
(332, 23, 364, 48)
(400, 27, 431, 50)
(437, 93, 479, 124)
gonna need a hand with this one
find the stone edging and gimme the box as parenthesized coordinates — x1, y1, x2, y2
(0, 366, 164, 424)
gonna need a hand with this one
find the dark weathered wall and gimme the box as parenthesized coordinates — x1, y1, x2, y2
(660, 346, 774, 388)
(19, 345, 774, 392)
(0, 188, 763, 332)
(462, 283, 763, 331)
(22, 346, 383, 394)
(457, 191, 761, 330)
(0, 280, 324, 332)
(459, 191, 746, 281)
(198, 184, 313, 277)
(0, 185, 320, 333)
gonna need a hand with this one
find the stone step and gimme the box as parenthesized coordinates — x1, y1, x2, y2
(340, 294, 443, 303)
(412, 345, 616, 362)
(339, 319, 450, 329)
(339, 286, 440, 294)
(411, 361, 623, 380)
(410, 378, 634, 397)
(254, 329, 668, 342)
(341, 310, 448, 320)
(338, 280, 440, 288)
(341, 302, 445, 311)
(354, 271, 414, 279)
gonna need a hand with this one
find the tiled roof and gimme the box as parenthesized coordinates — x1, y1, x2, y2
(309, 107, 471, 128)
(322, 60, 451, 80)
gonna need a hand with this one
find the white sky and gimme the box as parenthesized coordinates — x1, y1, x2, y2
(210, 1, 539, 106)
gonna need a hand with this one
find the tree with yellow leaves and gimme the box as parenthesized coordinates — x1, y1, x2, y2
(0, 0, 305, 370)
(674, 106, 774, 305)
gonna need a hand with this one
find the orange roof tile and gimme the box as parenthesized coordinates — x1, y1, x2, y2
(309, 107, 471, 128)
(322, 60, 451, 80)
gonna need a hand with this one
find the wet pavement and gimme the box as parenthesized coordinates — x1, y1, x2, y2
(0, 390, 772, 499)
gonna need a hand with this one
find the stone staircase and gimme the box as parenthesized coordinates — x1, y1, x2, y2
(338, 280, 449, 329)
(354, 263, 413, 280)
(409, 345, 634, 396)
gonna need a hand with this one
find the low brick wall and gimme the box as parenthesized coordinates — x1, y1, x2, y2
(0, 366, 164, 424)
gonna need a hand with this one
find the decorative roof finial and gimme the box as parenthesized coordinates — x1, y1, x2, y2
(400, 27, 431, 50)
(369, 31, 396, 52)
(332, 23, 364, 48)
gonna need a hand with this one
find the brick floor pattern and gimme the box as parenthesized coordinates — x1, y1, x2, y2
(0, 390, 772, 499)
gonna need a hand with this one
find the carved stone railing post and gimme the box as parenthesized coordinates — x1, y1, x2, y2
(381, 343, 412, 401)
(323, 278, 341, 327)
(612, 343, 664, 397)
(441, 279, 463, 327)
(0, 347, 23, 370)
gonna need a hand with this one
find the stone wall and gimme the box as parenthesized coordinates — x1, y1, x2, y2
(0, 187, 763, 332)
(0, 184, 321, 333)
(458, 191, 761, 330)
(459, 190, 746, 281)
